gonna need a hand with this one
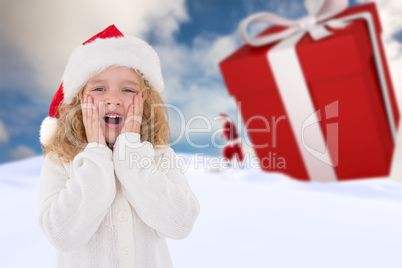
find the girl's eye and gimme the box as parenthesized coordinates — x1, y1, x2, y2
(123, 89, 136, 93)
(94, 88, 105, 91)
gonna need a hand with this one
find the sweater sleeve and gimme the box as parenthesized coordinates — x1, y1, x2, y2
(38, 144, 116, 252)
(113, 133, 200, 240)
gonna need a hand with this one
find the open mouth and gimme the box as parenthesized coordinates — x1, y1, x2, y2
(104, 115, 123, 125)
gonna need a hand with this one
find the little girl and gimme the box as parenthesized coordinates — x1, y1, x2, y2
(38, 25, 200, 268)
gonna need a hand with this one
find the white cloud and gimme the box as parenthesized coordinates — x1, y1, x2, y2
(156, 31, 241, 93)
(0, 120, 9, 143)
(0, 0, 188, 97)
(10, 146, 37, 160)
(155, 30, 242, 143)
(192, 33, 240, 77)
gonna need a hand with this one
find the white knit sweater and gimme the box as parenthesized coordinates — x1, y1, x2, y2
(38, 133, 200, 268)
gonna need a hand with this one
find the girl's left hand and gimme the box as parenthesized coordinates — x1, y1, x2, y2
(121, 92, 144, 134)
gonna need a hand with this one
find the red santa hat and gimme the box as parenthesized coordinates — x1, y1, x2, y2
(216, 113, 231, 122)
(39, 25, 164, 145)
(217, 113, 229, 120)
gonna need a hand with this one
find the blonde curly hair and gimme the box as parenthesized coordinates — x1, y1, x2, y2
(42, 75, 170, 163)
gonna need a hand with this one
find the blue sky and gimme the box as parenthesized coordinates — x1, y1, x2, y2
(1, 0, 401, 164)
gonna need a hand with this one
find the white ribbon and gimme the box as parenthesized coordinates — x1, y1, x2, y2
(238, 0, 397, 182)
(226, 136, 241, 147)
(239, 0, 349, 46)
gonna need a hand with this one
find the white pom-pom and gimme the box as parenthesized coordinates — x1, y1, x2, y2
(40, 116, 58, 145)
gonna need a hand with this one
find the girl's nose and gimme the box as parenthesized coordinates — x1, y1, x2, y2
(105, 92, 122, 106)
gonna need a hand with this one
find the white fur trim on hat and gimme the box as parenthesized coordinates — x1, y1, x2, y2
(40, 116, 58, 145)
(62, 36, 164, 104)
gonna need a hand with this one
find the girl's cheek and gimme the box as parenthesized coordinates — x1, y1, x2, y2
(124, 103, 131, 116)
(87, 94, 100, 105)
(96, 101, 105, 111)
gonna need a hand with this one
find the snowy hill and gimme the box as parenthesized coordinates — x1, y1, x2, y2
(1, 152, 402, 268)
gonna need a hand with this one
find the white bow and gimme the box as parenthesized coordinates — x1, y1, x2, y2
(239, 0, 349, 46)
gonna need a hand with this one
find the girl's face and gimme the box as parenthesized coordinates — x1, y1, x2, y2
(83, 66, 141, 144)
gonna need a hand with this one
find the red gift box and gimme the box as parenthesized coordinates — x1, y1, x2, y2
(219, 2, 400, 182)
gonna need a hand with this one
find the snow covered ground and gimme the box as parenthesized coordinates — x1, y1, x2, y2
(0, 151, 402, 267)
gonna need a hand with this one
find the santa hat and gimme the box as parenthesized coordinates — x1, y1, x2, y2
(40, 25, 164, 145)
(217, 113, 230, 120)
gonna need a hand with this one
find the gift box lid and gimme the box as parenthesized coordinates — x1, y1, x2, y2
(219, 3, 382, 97)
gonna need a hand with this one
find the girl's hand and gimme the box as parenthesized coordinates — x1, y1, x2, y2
(81, 94, 107, 146)
(121, 92, 143, 135)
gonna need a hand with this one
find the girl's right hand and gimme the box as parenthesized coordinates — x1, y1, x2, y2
(81, 94, 107, 147)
